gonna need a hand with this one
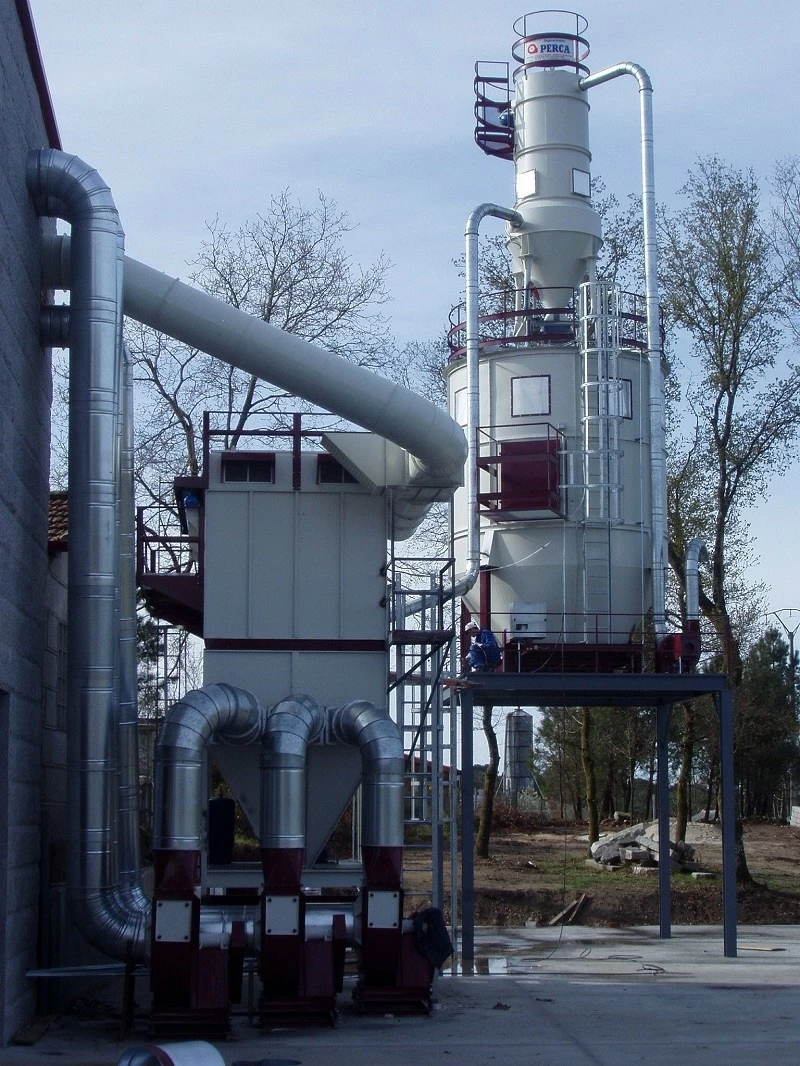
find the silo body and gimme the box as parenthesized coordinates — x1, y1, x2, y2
(450, 15, 653, 658)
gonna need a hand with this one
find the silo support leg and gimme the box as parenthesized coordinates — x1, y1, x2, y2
(656, 705, 672, 939)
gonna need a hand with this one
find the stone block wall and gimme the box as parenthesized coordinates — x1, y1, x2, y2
(0, 1, 54, 1044)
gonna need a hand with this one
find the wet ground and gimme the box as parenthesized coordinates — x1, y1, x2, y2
(5, 924, 800, 1065)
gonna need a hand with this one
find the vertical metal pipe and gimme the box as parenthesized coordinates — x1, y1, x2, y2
(260, 696, 326, 851)
(459, 688, 475, 966)
(27, 149, 148, 959)
(656, 704, 672, 939)
(327, 701, 405, 850)
(685, 538, 708, 622)
(579, 64, 666, 636)
(456, 205, 523, 602)
(117, 344, 145, 906)
(718, 688, 738, 957)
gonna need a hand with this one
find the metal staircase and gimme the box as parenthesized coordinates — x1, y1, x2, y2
(387, 545, 458, 940)
(474, 61, 514, 159)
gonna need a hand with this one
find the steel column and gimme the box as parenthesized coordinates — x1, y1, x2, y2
(718, 688, 737, 957)
(459, 688, 475, 965)
(656, 704, 672, 939)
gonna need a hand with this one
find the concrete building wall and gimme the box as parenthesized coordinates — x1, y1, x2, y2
(0, 2, 55, 1043)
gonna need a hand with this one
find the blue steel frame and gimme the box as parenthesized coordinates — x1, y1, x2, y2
(457, 672, 737, 963)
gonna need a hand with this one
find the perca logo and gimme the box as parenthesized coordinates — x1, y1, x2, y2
(540, 42, 572, 54)
(526, 42, 539, 55)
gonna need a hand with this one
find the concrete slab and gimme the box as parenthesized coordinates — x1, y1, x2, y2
(5, 926, 800, 1066)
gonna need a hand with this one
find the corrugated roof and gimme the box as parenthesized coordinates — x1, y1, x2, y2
(48, 491, 68, 551)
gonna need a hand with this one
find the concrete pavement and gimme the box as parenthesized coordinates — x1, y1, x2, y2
(3, 926, 799, 1066)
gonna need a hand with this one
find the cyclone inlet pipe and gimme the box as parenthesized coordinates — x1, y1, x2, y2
(27, 149, 149, 961)
(258, 696, 334, 1015)
(151, 683, 262, 1035)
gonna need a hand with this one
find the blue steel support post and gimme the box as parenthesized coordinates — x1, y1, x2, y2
(718, 687, 737, 957)
(656, 704, 672, 939)
(460, 688, 475, 967)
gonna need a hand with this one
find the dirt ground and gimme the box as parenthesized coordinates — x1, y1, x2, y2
(411, 819, 800, 927)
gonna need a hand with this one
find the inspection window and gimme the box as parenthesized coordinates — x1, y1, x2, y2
(221, 452, 275, 483)
(317, 454, 357, 484)
(572, 168, 591, 197)
(511, 375, 550, 417)
(610, 379, 633, 419)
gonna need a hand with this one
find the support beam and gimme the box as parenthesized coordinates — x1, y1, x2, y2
(459, 688, 475, 966)
(718, 688, 737, 958)
(656, 705, 672, 939)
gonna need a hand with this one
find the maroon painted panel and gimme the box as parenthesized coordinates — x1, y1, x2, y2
(361, 845, 402, 889)
(499, 438, 560, 512)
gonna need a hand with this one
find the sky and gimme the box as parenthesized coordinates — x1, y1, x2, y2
(29, 0, 800, 622)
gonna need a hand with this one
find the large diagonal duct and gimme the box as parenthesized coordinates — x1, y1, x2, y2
(120, 257, 466, 539)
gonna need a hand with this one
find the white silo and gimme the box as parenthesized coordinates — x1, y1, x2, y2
(503, 708, 534, 800)
(448, 10, 654, 672)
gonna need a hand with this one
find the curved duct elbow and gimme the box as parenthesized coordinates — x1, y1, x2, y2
(27, 149, 150, 960)
(260, 696, 326, 851)
(154, 683, 262, 852)
(327, 701, 404, 849)
(685, 538, 708, 623)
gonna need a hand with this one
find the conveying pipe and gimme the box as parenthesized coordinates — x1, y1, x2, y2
(120, 257, 467, 539)
(578, 63, 667, 637)
(327, 701, 405, 876)
(153, 683, 262, 853)
(261, 696, 326, 852)
(27, 149, 149, 959)
(457, 205, 523, 602)
(685, 538, 708, 623)
(39, 235, 467, 539)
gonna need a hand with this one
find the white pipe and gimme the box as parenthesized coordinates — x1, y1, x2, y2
(579, 63, 666, 637)
(122, 257, 466, 539)
(685, 538, 708, 623)
(457, 205, 524, 601)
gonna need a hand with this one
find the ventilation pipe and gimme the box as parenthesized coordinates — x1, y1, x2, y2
(153, 683, 262, 855)
(327, 700, 405, 886)
(685, 538, 708, 623)
(403, 203, 522, 618)
(455, 205, 523, 601)
(260, 696, 326, 890)
(118, 343, 147, 912)
(27, 149, 149, 959)
(120, 257, 466, 539)
(578, 63, 666, 637)
(41, 237, 466, 538)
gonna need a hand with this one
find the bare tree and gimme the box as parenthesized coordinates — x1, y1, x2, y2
(661, 158, 800, 679)
(661, 157, 800, 879)
(129, 190, 397, 506)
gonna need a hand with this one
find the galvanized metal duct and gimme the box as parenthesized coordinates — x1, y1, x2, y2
(459, 204, 523, 600)
(579, 63, 666, 636)
(326, 701, 404, 849)
(120, 256, 467, 539)
(27, 149, 148, 960)
(260, 696, 326, 851)
(153, 683, 262, 851)
(118, 343, 147, 911)
(685, 538, 708, 623)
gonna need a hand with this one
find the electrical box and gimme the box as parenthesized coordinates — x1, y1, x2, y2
(509, 601, 547, 639)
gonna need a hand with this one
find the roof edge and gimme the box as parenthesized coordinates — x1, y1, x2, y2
(14, 0, 61, 150)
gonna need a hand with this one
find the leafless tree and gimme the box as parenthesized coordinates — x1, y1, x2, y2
(129, 190, 397, 506)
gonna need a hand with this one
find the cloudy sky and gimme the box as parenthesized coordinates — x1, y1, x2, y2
(30, 0, 800, 618)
